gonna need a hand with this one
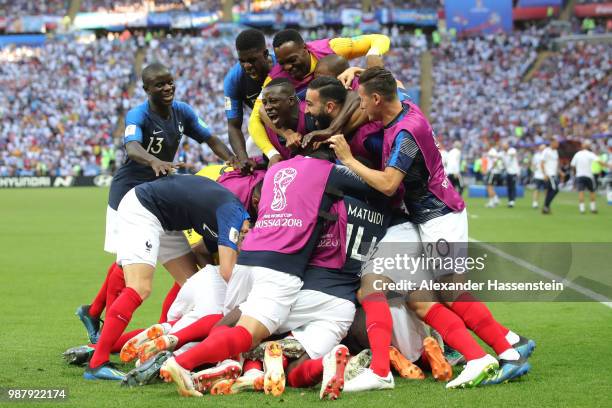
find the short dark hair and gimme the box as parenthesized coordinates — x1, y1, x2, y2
(272, 29, 304, 48)
(359, 67, 397, 101)
(142, 62, 169, 83)
(265, 77, 296, 96)
(316, 54, 350, 77)
(235, 29, 266, 51)
(301, 145, 336, 162)
(308, 76, 347, 105)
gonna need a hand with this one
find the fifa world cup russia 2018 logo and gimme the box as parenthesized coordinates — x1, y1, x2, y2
(271, 168, 298, 212)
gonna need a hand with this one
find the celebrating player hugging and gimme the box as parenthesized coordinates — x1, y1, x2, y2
(64, 27, 535, 400)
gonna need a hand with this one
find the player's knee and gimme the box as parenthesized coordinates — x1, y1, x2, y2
(129, 283, 152, 300)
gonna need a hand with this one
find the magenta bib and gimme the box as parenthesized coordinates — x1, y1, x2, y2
(241, 156, 333, 253)
(217, 169, 266, 211)
(382, 101, 465, 212)
(309, 199, 347, 269)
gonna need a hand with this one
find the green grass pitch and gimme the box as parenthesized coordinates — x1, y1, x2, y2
(0, 187, 610, 407)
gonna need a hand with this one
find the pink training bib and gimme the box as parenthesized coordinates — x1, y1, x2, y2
(218, 169, 266, 211)
(382, 100, 464, 212)
(309, 199, 347, 269)
(241, 156, 334, 254)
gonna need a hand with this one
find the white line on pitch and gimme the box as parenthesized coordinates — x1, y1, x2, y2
(469, 238, 612, 309)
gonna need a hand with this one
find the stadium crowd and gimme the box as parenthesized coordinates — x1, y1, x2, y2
(0, 0, 68, 16)
(0, 37, 136, 177)
(1, 20, 610, 177)
(431, 28, 610, 163)
(79, 0, 222, 13)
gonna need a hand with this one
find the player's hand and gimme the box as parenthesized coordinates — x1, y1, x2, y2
(301, 129, 333, 148)
(226, 155, 242, 170)
(150, 158, 175, 177)
(337, 66, 364, 89)
(235, 158, 257, 175)
(283, 129, 302, 150)
(268, 154, 282, 168)
(326, 134, 353, 164)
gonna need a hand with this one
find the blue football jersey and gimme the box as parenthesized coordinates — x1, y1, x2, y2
(108, 100, 212, 210)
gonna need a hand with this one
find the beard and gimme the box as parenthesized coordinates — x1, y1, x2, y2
(312, 112, 332, 130)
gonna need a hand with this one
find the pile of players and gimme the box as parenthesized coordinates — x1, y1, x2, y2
(63, 28, 535, 400)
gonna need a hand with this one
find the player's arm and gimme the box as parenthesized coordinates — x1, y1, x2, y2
(123, 110, 175, 176)
(224, 70, 256, 172)
(329, 34, 390, 67)
(217, 245, 238, 283)
(124, 142, 175, 176)
(327, 134, 405, 197)
(248, 77, 280, 160)
(207, 136, 236, 163)
(181, 102, 236, 164)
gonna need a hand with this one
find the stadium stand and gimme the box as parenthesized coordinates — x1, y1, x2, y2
(0, 0, 68, 15)
(0, 37, 137, 177)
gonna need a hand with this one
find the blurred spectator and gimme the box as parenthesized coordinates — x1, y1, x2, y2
(0, 0, 68, 16)
(0, 36, 136, 177)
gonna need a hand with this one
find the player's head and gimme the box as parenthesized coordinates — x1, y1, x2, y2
(453, 141, 462, 149)
(142, 63, 174, 107)
(301, 145, 336, 162)
(236, 29, 270, 81)
(550, 138, 559, 149)
(358, 67, 398, 121)
(272, 29, 310, 80)
(305, 76, 347, 129)
(502, 141, 510, 150)
(581, 139, 591, 150)
(314, 54, 350, 79)
(261, 78, 298, 128)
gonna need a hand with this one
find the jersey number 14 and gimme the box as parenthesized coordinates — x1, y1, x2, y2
(346, 223, 377, 261)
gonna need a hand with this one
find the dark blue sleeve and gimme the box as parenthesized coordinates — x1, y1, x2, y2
(215, 203, 250, 251)
(386, 130, 418, 173)
(123, 106, 146, 144)
(224, 64, 244, 120)
(397, 87, 411, 102)
(177, 102, 212, 143)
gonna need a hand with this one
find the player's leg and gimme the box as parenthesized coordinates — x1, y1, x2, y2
(75, 263, 113, 344)
(422, 209, 532, 384)
(447, 292, 533, 385)
(357, 274, 393, 378)
(85, 263, 153, 380)
(161, 267, 301, 397)
(486, 172, 496, 207)
(137, 265, 227, 362)
(160, 315, 264, 397)
(77, 204, 125, 343)
(408, 299, 498, 389)
(159, 283, 181, 323)
(156, 233, 198, 325)
(161, 232, 198, 280)
(532, 180, 541, 208)
(588, 178, 598, 213)
(507, 174, 516, 207)
(85, 189, 163, 380)
(543, 176, 558, 213)
(345, 221, 423, 391)
(284, 293, 354, 399)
